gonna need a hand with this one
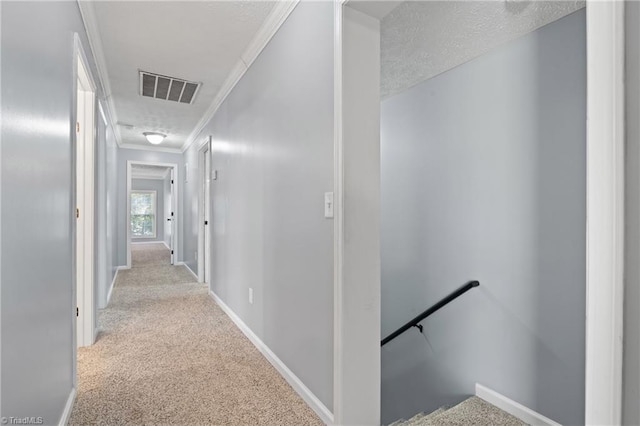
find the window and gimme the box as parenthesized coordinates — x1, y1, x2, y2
(131, 191, 156, 238)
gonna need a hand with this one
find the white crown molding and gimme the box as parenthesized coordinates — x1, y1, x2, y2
(181, 0, 300, 154)
(119, 143, 183, 154)
(77, 0, 123, 146)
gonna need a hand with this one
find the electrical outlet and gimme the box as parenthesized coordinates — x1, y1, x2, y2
(249, 288, 254, 304)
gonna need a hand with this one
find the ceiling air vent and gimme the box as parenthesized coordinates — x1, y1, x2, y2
(139, 71, 200, 104)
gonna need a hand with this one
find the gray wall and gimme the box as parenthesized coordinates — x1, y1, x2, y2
(183, 1, 334, 410)
(624, 2, 640, 424)
(182, 145, 199, 274)
(97, 114, 119, 309)
(116, 148, 183, 266)
(131, 178, 165, 243)
(380, 10, 586, 425)
(1, 1, 109, 422)
(106, 126, 119, 298)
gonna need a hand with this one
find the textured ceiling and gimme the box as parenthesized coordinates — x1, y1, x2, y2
(91, 1, 276, 150)
(381, 0, 584, 99)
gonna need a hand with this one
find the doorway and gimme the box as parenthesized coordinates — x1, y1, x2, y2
(334, 1, 625, 424)
(126, 161, 179, 268)
(198, 137, 211, 284)
(75, 35, 97, 349)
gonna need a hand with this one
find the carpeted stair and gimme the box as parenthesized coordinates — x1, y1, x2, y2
(389, 396, 527, 426)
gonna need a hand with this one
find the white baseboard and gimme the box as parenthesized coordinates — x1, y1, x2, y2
(209, 290, 334, 425)
(176, 262, 198, 281)
(475, 383, 561, 426)
(162, 241, 170, 250)
(58, 387, 76, 426)
(106, 267, 123, 306)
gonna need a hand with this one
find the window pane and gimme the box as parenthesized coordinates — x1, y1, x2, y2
(131, 192, 155, 237)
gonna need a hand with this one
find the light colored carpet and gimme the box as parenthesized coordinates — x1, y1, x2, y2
(391, 397, 527, 426)
(69, 243, 323, 425)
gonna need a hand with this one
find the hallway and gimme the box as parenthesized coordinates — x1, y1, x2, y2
(69, 243, 322, 425)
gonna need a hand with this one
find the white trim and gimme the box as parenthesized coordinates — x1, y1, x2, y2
(181, 1, 299, 153)
(74, 33, 97, 351)
(126, 161, 179, 269)
(176, 262, 198, 281)
(119, 143, 183, 154)
(131, 241, 165, 245)
(585, 1, 625, 425)
(475, 384, 561, 426)
(208, 290, 334, 425)
(197, 138, 211, 284)
(130, 175, 167, 181)
(332, 1, 345, 423)
(106, 268, 123, 307)
(162, 241, 170, 250)
(58, 388, 76, 426)
(76, 0, 122, 146)
(333, 5, 381, 425)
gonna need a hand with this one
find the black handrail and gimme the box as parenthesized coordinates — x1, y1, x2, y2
(381, 280, 480, 346)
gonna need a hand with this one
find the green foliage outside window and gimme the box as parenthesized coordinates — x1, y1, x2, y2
(131, 192, 155, 238)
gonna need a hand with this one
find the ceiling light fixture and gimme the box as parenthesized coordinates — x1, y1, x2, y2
(143, 132, 166, 145)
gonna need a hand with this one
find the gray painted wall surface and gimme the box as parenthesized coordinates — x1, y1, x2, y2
(380, 11, 586, 425)
(96, 114, 119, 310)
(1, 1, 108, 422)
(184, 1, 334, 410)
(116, 148, 183, 266)
(106, 126, 118, 299)
(182, 145, 200, 275)
(624, 3, 640, 424)
(131, 178, 165, 243)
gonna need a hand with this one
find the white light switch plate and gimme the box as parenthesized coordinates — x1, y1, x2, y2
(249, 288, 254, 304)
(324, 192, 334, 218)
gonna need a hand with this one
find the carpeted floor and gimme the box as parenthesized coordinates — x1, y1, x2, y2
(69, 243, 323, 425)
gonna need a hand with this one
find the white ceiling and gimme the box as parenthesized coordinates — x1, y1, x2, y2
(381, 0, 584, 99)
(83, 1, 276, 151)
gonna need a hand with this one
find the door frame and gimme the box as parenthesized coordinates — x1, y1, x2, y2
(73, 33, 97, 353)
(584, 2, 625, 424)
(197, 136, 212, 284)
(126, 161, 179, 268)
(333, 1, 625, 425)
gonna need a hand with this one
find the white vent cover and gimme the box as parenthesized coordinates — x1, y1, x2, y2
(139, 71, 200, 104)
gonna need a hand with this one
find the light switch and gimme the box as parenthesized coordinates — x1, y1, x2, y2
(249, 288, 254, 304)
(324, 192, 334, 218)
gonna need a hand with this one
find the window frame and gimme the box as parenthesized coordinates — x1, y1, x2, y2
(130, 190, 157, 239)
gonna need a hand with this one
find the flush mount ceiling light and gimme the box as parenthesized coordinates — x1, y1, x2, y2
(143, 132, 166, 145)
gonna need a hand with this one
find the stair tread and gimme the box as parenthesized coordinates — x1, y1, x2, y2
(422, 407, 446, 421)
(420, 396, 526, 426)
(403, 412, 427, 426)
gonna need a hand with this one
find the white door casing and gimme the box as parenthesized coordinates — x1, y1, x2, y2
(585, 1, 625, 424)
(75, 34, 96, 351)
(126, 161, 179, 268)
(197, 136, 212, 284)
